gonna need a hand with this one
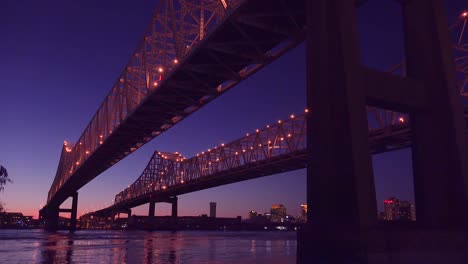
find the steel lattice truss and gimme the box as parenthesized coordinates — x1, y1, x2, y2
(113, 111, 414, 208)
(46, 0, 308, 205)
(115, 112, 307, 205)
(49, 0, 238, 202)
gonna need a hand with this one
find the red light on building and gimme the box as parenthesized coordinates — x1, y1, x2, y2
(384, 200, 393, 204)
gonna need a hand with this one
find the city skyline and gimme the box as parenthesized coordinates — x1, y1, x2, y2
(0, 1, 464, 220)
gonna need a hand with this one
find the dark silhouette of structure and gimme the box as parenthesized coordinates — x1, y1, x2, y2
(297, 0, 467, 263)
(209, 202, 216, 218)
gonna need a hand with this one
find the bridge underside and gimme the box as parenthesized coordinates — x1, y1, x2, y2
(44, 0, 307, 211)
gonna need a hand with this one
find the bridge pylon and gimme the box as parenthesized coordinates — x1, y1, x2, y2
(40, 192, 78, 232)
(298, 0, 468, 263)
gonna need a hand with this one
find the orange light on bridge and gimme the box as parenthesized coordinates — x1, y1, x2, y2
(221, 143, 225, 147)
(162, 186, 167, 190)
(278, 120, 282, 124)
(158, 67, 164, 73)
(305, 108, 309, 113)
(399, 117, 405, 123)
(290, 114, 295, 119)
(256, 129, 259, 133)
(153, 81, 158, 87)
(76, 162, 80, 165)
(180, 180, 184, 184)
(85, 151, 90, 154)
(235, 152, 239, 155)
(462, 12, 468, 17)
(174, 59, 178, 64)
(99, 135, 103, 138)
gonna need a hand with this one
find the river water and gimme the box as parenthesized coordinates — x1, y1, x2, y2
(0, 230, 296, 263)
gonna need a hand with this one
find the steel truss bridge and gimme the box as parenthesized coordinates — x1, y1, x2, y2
(42, 0, 467, 232)
(87, 110, 416, 217)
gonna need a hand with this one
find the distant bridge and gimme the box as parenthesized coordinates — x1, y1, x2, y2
(84, 109, 417, 218)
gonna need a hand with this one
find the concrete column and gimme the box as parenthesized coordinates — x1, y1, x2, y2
(401, 0, 468, 228)
(149, 201, 155, 217)
(127, 209, 132, 219)
(44, 206, 59, 231)
(298, 0, 376, 262)
(171, 197, 178, 218)
(70, 192, 78, 232)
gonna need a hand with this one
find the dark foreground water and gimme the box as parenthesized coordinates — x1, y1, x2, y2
(0, 230, 296, 263)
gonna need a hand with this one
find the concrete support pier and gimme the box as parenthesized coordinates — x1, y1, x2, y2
(171, 197, 178, 218)
(69, 192, 78, 232)
(149, 201, 156, 218)
(297, 0, 468, 263)
(41, 192, 78, 232)
(42, 206, 59, 232)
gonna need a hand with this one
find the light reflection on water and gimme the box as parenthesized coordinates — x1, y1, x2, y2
(0, 230, 296, 263)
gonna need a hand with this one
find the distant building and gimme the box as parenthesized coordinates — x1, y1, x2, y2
(383, 197, 415, 221)
(210, 202, 216, 218)
(299, 204, 308, 223)
(384, 198, 397, 220)
(270, 204, 287, 223)
(398, 201, 412, 221)
(0, 212, 37, 228)
(378, 212, 386, 220)
(249, 210, 257, 220)
(264, 212, 272, 222)
(410, 203, 416, 221)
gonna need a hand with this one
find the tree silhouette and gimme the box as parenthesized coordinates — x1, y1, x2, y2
(0, 165, 11, 192)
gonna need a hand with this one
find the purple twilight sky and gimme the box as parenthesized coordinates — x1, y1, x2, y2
(0, 1, 465, 219)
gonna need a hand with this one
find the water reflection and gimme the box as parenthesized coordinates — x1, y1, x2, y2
(0, 230, 296, 263)
(41, 233, 74, 263)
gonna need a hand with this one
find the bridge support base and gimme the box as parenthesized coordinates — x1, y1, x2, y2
(171, 197, 178, 218)
(69, 192, 78, 232)
(297, 226, 468, 264)
(149, 201, 155, 217)
(300, 0, 468, 263)
(42, 206, 59, 232)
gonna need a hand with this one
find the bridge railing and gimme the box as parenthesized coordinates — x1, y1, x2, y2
(48, 0, 241, 203)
